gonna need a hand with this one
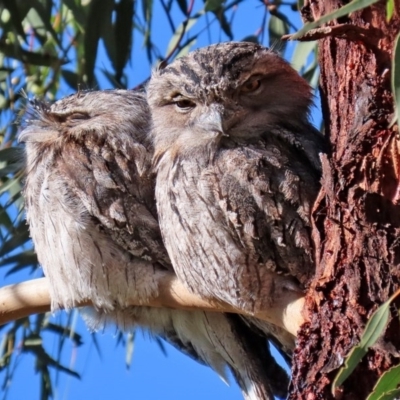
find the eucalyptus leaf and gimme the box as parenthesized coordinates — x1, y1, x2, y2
(291, 41, 317, 72)
(377, 389, 400, 400)
(165, 13, 202, 57)
(268, 14, 289, 53)
(0, 250, 38, 270)
(114, 0, 134, 83)
(386, 0, 394, 21)
(84, 0, 114, 86)
(2, 0, 27, 41)
(0, 43, 65, 67)
(0, 225, 31, 257)
(367, 364, 400, 400)
(61, 69, 80, 90)
(332, 293, 396, 394)
(176, 0, 188, 14)
(392, 33, 400, 129)
(292, 0, 379, 40)
(44, 323, 83, 346)
(205, 0, 224, 12)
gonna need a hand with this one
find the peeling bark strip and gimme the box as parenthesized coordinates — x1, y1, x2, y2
(289, 1, 400, 399)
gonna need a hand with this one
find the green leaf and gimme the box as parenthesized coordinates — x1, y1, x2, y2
(291, 41, 317, 72)
(0, 250, 38, 269)
(241, 35, 259, 44)
(386, 0, 395, 21)
(212, 7, 233, 40)
(27, 342, 81, 379)
(44, 323, 83, 346)
(392, 33, 400, 129)
(165, 13, 202, 58)
(0, 225, 31, 257)
(141, 0, 153, 62)
(61, 69, 80, 90)
(26, 0, 63, 48)
(0, 42, 65, 67)
(0, 67, 14, 82)
(100, 68, 123, 89)
(204, 0, 224, 12)
(176, 0, 188, 14)
(83, 0, 114, 86)
(0, 147, 24, 163)
(174, 37, 197, 59)
(2, 0, 28, 41)
(63, 0, 86, 28)
(0, 175, 22, 195)
(376, 388, 400, 400)
(292, 0, 380, 40)
(268, 13, 289, 54)
(332, 295, 393, 394)
(0, 163, 23, 178)
(367, 364, 400, 400)
(114, 0, 134, 83)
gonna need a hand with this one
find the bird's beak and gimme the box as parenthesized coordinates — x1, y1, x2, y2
(198, 106, 229, 137)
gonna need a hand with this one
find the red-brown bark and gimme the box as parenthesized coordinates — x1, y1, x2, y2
(290, 1, 400, 399)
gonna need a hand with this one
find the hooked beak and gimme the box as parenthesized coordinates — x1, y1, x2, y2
(197, 107, 229, 137)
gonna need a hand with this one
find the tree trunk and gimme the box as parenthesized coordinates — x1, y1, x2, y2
(290, 1, 400, 399)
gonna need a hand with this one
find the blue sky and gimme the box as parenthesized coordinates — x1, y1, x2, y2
(0, 2, 315, 399)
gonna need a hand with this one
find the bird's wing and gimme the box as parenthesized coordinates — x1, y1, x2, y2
(20, 90, 289, 400)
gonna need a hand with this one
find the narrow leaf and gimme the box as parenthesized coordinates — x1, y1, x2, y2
(61, 69, 80, 90)
(28, 0, 63, 47)
(176, 0, 188, 14)
(386, 0, 395, 21)
(241, 35, 259, 44)
(165, 13, 202, 57)
(174, 37, 197, 59)
(268, 13, 289, 54)
(2, 0, 27, 41)
(376, 388, 400, 400)
(114, 0, 134, 83)
(392, 33, 400, 130)
(0, 147, 24, 163)
(292, 0, 379, 40)
(44, 323, 83, 346)
(0, 250, 38, 269)
(0, 226, 31, 257)
(213, 8, 233, 39)
(0, 43, 64, 67)
(291, 41, 317, 72)
(63, 0, 86, 28)
(367, 364, 400, 400)
(204, 0, 224, 12)
(332, 294, 395, 394)
(83, 0, 114, 86)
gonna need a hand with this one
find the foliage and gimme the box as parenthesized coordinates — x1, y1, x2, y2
(2, 0, 400, 399)
(0, 0, 321, 399)
(332, 289, 400, 399)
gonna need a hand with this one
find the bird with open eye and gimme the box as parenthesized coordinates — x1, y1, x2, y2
(148, 42, 325, 332)
(20, 88, 292, 400)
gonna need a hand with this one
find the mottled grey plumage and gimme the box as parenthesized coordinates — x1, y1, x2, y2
(149, 42, 324, 320)
(20, 89, 289, 400)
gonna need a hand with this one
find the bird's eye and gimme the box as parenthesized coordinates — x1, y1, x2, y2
(241, 79, 261, 93)
(175, 99, 196, 110)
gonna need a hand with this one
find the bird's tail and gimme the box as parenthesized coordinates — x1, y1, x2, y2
(227, 315, 290, 400)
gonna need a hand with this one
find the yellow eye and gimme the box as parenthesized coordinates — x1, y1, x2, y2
(241, 79, 261, 93)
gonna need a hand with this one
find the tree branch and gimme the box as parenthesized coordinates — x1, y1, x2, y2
(0, 276, 306, 336)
